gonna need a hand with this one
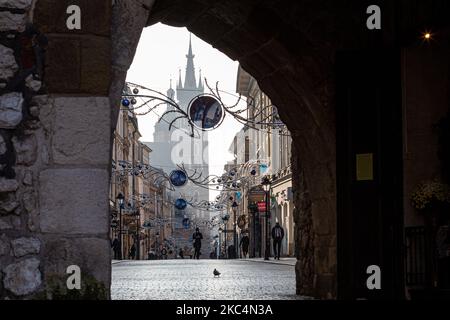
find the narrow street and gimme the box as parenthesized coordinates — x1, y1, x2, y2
(111, 259, 301, 300)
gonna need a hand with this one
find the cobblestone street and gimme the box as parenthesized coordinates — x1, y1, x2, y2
(111, 259, 301, 300)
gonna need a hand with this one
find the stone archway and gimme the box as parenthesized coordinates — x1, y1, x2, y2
(2, 0, 448, 300)
(0, 0, 367, 300)
(109, 0, 341, 298)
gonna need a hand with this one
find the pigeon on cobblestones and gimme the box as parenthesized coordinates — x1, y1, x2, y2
(213, 269, 221, 277)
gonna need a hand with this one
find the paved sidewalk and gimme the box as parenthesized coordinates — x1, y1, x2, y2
(240, 257, 296, 266)
(112, 258, 296, 266)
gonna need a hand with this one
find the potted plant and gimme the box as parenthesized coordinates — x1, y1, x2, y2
(411, 180, 450, 216)
(411, 180, 450, 289)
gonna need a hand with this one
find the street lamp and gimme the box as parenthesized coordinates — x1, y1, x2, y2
(231, 201, 238, 259)
(218, 227, 223, 259)
(156, 231, 160, 259)
(261, 176, 271, 260)
(116, 193, 125, 260)
(134, 208, 140, 260)
(222, 214, 230, 258)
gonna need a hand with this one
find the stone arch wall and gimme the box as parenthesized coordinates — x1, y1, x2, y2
(0, 0, 354, 299)
(134, 0, 348, 298)
(2, 0, 447, 299)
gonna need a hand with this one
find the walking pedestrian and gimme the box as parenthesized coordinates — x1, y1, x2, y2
(239, 233, 250, 258)
(271, 222, 284, 260)
(179, 248, 184, 259)
(192, 227, 203, 259)
(129, 243, 136, 260)
(111, 237, 120, 260)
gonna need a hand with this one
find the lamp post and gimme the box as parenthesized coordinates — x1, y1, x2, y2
(222, 214, 229, 258)
(116, 193, 125, 260)
(262, 176, 271, 260)
(156, 230, 160, 259)
(248, 202, 257, 258)
(231, 201, 238, 259)
(135, 208, 140, 260)
(218, 227, 223, 259)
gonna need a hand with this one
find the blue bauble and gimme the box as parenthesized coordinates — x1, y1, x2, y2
(175, 198, 187, 210)
(122, 98, 130, 107)
(170, 170, 188, 187)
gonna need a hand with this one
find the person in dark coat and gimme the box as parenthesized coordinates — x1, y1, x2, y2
(239, 233, 250, 258)
(271, 222, 285, 260)
(112, 237, 120, 260)
(192, 227, 203, 259)
(129, 243, 136, 260)
(179, 248, 184, 259)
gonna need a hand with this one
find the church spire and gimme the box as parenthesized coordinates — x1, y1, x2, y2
(198, 69, 204, 91)
(177, 68, 182, 89)
(167, 79, 175, 100)
(184, 33, 197, 89)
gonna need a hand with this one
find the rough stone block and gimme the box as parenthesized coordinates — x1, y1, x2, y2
(21, 190, 36, 213)
(12, 134, 37, 166)
(0, 194, 19, 214)
(0, 135, 6, 155)
(25, 75, 42, 93)
(11, 237, 41, 257)
(0, 217, 12, 230)
(0, 235, 10, 256)
(0, 11, 27, 32)
(0, 0, 33, 10)
(31, 95, 53, 133)
(0, 44, 18, 82)
(22, 170, 33, 186)
(3, 258, 41, 296)
(39, 169, 109, 235)
(0, 92, 24, 129)
(0, 178, 18, 192)
(52, 97, 111, 166)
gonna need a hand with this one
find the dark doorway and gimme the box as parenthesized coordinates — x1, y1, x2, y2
(336, 50, 404, 299)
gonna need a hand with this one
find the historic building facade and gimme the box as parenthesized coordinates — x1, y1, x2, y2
(222, 65, 295, 259)
(110, 94, 172, 261)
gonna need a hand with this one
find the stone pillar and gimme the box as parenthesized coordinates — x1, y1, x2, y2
(291, 132, 337, 299)
(0, 0, 114, 299)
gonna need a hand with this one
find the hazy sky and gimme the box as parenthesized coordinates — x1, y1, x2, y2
(126, 23, 244, 199)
